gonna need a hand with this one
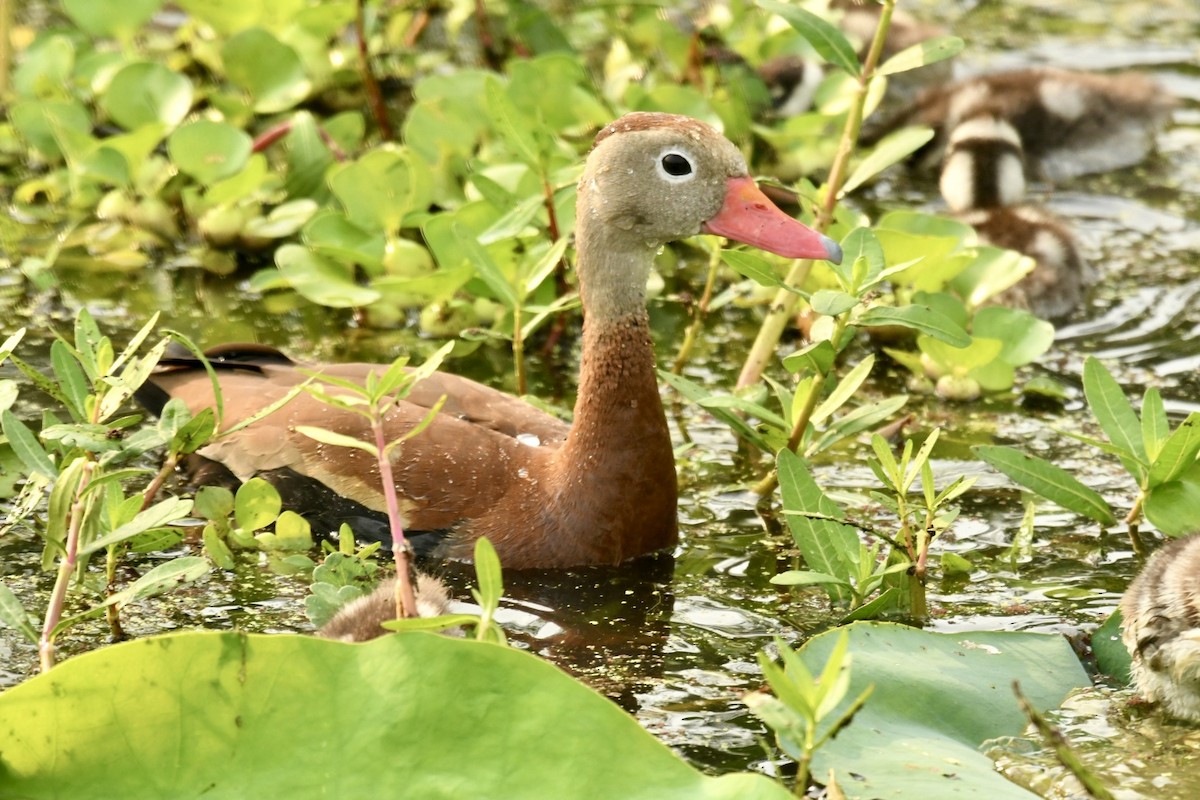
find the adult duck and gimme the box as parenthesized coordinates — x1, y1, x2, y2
(1121, 535, 1200, 723)
(142, 112, 842, 570)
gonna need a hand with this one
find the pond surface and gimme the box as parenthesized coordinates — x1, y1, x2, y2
(2, 0, 1200, 797)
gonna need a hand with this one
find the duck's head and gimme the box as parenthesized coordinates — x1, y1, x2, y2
(579, 112, 842, 263)
(939, 114, 1027, 212)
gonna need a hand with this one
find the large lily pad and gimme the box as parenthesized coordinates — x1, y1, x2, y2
(0, 631, 787, 799)
(801, 622, 1091, 799)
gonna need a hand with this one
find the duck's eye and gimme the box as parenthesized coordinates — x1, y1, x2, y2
(661, 153, 692, 176)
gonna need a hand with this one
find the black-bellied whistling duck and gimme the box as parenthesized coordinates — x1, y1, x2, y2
(1121, 535, 1200, 723)
(872, 67, 1174, 181)
(142, 112, 842, 570)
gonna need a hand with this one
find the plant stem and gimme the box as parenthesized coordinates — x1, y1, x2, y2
(370, 416, 418, 618)
(672, 245, 722, 374)
(0, 0, 11, 101)
(39, 460, 95, 672)
(104, 544, 126, 640)
(793, 751, 812, 797)
(354, 0, 395, 141)
(1012, 681, 1116, 800)
(735, 0, 896, 391)
(1125, 490, 1145, 556)
(513, 302, 526, 397)
(752, 314, 851, 497)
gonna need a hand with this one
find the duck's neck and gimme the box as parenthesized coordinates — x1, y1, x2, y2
(548, 211, 678, 562)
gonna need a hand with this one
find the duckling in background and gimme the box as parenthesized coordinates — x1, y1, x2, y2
(319, 574, 453, 642)
(939, 114, 1026, 213)
(1121, 535, 1200, 724)
(958, 206, 1092, 320)
(936, 113, 1092, 319)
(874, 67, 1175, 181)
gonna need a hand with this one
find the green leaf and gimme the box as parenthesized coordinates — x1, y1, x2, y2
(1149, 413, 1200, 486)
(721, 250, 802, 294)
(0, 582, 37, 644)
(234, 479, 283, 532)
(9, 100, 92, 161)
(1082, 356, 1147, 465)
(275, 244, 381, 308)
(1144, 461, 1200, 537)
(971, 307, 1054, 367)
(61, 0, 164, 40)
(295, 425, 378, 456)
(102, 557, 210, 609)
(782, 341, 836, 375)
(876, 35, 965, 76)
(100, 62, 193, 131)
(0, 633, 789, 799)
(804, 622, 1088, 799)
(860, 305, 971, 347)
(777, 450, 858, 603)
(1, 410, 56, 479)
(168, 120, 253, 185)
(49, 340, 88, 420)
(757, 0, 860, 76)
(769, 571, 851, 589)
(973, 445, 1116, 525)
(1140, 388, 1169, 465)
(329, 148, 433, 234)
(80, 497, 194, 556)
(809, 290, 858, 317)
(841, 127, 934, 196)
(811, 355, 874, 426)
(659, 371, 775, 454)
(1092, 609, 1131, 684)
(484, 76, 541, 166)
(222, 28, 311, 113)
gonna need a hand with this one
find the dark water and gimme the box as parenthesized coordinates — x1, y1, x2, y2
(2, 1, 1200, 796)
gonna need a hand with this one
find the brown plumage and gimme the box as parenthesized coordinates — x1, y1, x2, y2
(958, 206, 1092, 321)
(1121, 535, 1200, 723)
(318, 574, 452, 642)
(141, 113, 842, 569)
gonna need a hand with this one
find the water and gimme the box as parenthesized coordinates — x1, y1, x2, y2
(2, 0, 1200, 795)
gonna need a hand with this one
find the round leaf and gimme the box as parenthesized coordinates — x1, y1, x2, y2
(100, 62, 193, 130)
(167, 120, 253, 184)
(61, 0, 165, 40)
(275, 244, 382, 308)
(0, 632, 789, 799)
(222, 29, 311, 113)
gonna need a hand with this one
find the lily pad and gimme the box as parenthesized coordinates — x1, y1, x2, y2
(0, 632, 787, 800)
(801, 622, 1090, 799)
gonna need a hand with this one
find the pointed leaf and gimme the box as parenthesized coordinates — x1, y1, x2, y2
(757, 0, 860, 76)
(974, 445, 1116, 525)
(1082, 357, 1146, 464)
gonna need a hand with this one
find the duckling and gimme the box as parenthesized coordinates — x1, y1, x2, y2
(1121, 535, 1200, 723)
(958, 205, 1091, 320)
(318, 573, 453, 642)
(937, 113, 1092, 320)
(872, 67, 1174, 180)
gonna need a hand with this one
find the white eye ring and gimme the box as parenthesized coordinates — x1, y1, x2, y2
(656, 148, 696, 183)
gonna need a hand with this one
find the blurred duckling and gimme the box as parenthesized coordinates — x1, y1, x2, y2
(319, 574, 452, 642)
(958, 205, 1091, 320)
(939, 114, 1092, 320)
(873, 67, 1174, 180)
(1121, 535, 1200, 723)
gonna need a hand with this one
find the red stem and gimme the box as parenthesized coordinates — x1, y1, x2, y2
(371, 415, 418, 618)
